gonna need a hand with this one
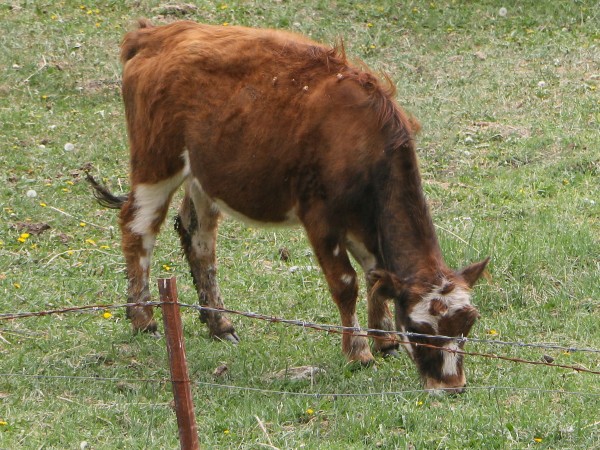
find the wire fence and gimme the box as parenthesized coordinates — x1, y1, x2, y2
(1, 373, 599, 399)
(1, 301, 599, 379)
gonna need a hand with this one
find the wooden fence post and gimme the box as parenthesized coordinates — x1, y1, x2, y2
(158, 277, 200, 450)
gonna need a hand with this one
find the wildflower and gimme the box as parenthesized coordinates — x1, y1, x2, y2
(64, 142, 75, 152)
(367, 23, 373, 28)
(306, 408, 314, 415)
(13, 283, 21, 289)
(163, 264, 171, 271)
(66, 180, 74, 186)
(416, 400, 424, 406)
(0, 240, 4, 246)
(99, 245, 110, 249)
(222, 22, 229, 26)
(499, 7, 507, 17)
(534, 437, 543, 443)
(220, 4, 228, 9)
(223, 429, 230, 435)
(26, 189, 37, 198)
(40, 202, 47, 207)
(487, 329, 498, 336)
(0, 420, 7, 426)
(17, 233, 30, 243)
(102, 311, 112, 319)
(85, 239, 96, 246)
(79, 222, 86, 227)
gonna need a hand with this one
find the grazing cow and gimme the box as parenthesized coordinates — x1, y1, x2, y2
(89, 20, 489, 393)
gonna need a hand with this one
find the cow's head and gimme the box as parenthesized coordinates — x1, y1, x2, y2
(369, 258, 489, 394)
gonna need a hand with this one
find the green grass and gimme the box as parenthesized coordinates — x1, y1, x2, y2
(1, 0, 598, 448)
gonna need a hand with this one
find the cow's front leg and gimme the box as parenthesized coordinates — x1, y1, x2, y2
(367, 284, 400, 358)
(304, 224, 374, 365)
(175, 181, 238, 343)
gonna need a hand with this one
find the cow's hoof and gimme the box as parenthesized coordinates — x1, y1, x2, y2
(381, 348, 401, 359)
(216, 331, 240, 344)
(133, 319, 159, 336)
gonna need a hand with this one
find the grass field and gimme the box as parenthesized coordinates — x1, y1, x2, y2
(1, 1, 599, 448)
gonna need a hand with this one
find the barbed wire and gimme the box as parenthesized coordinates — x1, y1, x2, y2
(1, 373, 598, 398)
(1, 301, 599, 375)
(179, 303, 600, 355)
(1, 301, 598, 355)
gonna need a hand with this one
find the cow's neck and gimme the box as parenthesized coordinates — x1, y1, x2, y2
(376, 146, 443, 280)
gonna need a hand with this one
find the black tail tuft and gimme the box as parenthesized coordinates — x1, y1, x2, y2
(85, 172, 128, 209)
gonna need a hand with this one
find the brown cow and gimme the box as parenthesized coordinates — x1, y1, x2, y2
(89, 20, 489, 393)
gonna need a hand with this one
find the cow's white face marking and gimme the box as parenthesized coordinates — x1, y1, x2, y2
(129, 155, 190, 235)
(408, 280, 471, 332)
(441, 342, 460, 376)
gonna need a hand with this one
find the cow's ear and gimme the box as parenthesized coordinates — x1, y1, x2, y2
(368, 270, 404, 299)
(459, 257, 490, 288)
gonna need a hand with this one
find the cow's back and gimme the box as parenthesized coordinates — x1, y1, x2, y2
(120, 21, 409, 223)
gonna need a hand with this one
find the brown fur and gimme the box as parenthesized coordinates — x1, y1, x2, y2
(91, 20, 489, 392)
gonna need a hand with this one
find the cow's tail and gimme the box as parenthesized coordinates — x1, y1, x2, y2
(120, 19, 154, 63)
(85, 173, 128, 210)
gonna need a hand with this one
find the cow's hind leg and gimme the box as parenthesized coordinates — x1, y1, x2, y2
(175, 181, 238, 343)
(120, 173, 186, 333)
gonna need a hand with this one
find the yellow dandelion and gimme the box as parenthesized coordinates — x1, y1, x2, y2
(95, 23, 101, 28)
(220, 4, 228, 10)
(66, 180, 74, 186)
(367, 23, 373, 28)
(487, 329, 498, 336)
(534, 437, 542, 443)
(223, 429, 230, 435)
(102, 311, 112, 319)
(222, 22, 229, 26)
(416, 400, 424, 406)
(79, 222, 86, 227)
(80, 5, 86, 9)
(163, 264, 171, 271)
(13, 283, 21, 289)
(87, 10, 92, 15)
(306, 408, 314, 415)
(0, 420, 7, 426)
(85, 239, 96, 246)
(17, 233, 30, 243)
(99, 245, 110, 249)
(51, 14, 57, 20)
(39, 202, 47, 207)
